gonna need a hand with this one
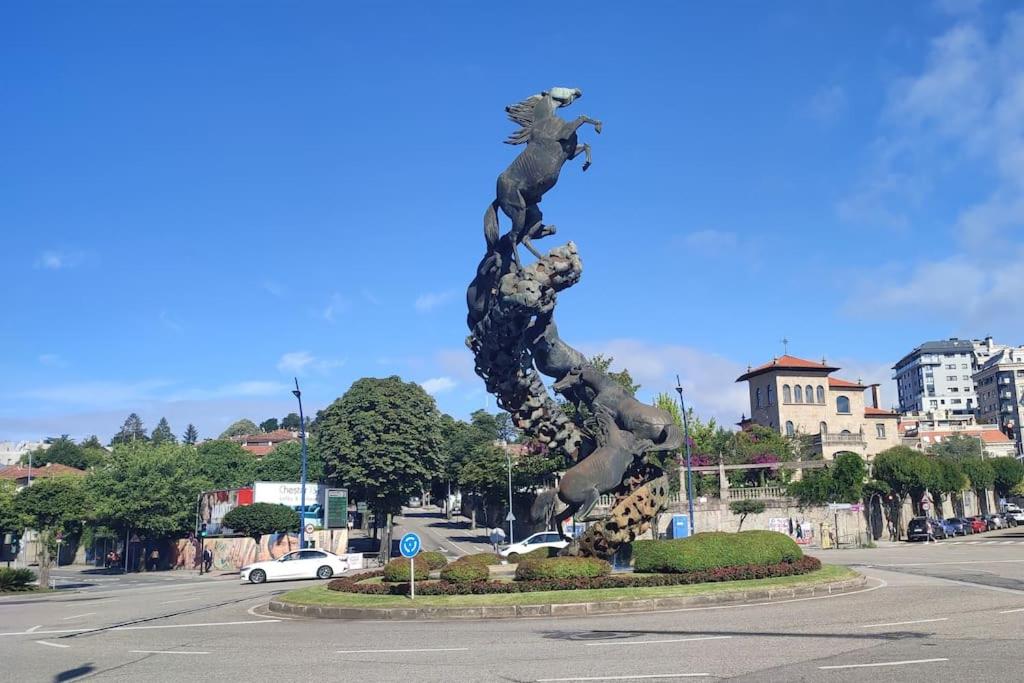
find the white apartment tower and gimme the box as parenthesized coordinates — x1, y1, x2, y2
(974, 346, 1024, 457)
(892, 337, 1004, 416)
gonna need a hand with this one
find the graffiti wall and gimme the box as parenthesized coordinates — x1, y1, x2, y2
(170, 528, 349, 572)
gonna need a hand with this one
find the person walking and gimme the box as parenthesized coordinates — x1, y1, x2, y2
(202, 547, 213, 573)
(925, 519, 936, 544)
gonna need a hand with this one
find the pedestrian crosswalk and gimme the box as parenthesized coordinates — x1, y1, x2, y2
(943, 539, 1024, 545)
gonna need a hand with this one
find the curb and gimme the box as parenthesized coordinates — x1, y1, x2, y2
(268, 573, 867, 621)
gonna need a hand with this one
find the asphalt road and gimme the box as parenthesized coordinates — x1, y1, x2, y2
(3, 524, 1024, 682)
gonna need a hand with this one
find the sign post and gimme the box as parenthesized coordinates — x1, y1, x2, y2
(399, 532, 421, 599)
(325, 488, 349, 529)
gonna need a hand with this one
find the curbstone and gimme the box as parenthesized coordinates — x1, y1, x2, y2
(267, 573, 867, 621)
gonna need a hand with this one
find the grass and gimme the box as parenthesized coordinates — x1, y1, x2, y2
(278, 564, 857, 609)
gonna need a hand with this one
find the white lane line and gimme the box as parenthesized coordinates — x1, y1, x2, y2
(35, 640, 70, 649)
(26, 625, 42, 633)
(159, 597, 201, 604)
(130, 650, 210, 655)
(114, 619, 280, 631)
(819, 657, 948, 670)
(336, 647, 469, 654)
(62, 613, 96, 620)
(537, 674, 711, 681)
(860, 617, 948, 628)
(0, 629, 90, 637)
(586, 636, 732, 647)
(999, 607, 1024, 613)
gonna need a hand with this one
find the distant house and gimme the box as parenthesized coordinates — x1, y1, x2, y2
(0, 462, 86, 490)
(0, 441, 48, 467)
(229, 429, 300, 457)
(900, 422, 1016, 459)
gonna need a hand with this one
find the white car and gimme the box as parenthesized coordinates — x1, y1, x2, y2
(240, 549, 348, 584)
(498, 531, 568, 559)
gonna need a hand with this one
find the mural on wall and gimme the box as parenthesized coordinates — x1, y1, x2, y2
(170, 529, 348, 572)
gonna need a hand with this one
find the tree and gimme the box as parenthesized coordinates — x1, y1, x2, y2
(316, 376, 443, 527)
(991, 457, 1024, 499)
(183, 424, 199, 446)
(788, 453, 867, 507)
(928, 434, 982, 461)
(872, 446, 936, 536)
(653, 393, 732, 495)
(196, 440, 255, 488)
(21, 436, 102, 470)
(932, 456, 967, 511)
(729, 499, 766, 531)
(80, 435, 104, 450)
(251, 440, 325, 483)
(590, 354, 641, 395)
(960, 457, 995, 495)
(219, 419, 259, 439)
(15, 476, 89, 588)
(221, 502, 299, 547)
(151, 417, 176, 445)
(259, 418, 280, 433)
(111, 413, 148, 446)
(280, 413, 302, 431)
(0, 480, 27, 537)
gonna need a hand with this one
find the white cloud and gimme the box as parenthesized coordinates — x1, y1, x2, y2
(322, 293, 350, 323)
(420, 377, 456, 395)
(276, 351, 343, 375)
(34, 250, 88, 270)
(415, 290, 457, 313)
(805, 84, 848, 123)
(21, 380, 176, 406)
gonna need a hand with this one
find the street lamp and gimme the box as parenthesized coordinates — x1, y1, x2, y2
(674, 375, 696, 536)
(292, 378, 309, 550)
(505, 445, 515, 545)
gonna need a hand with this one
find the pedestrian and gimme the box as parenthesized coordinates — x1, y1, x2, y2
(489, 526, 506, 554)
(202, 547, 213, 573)
(926, 519, 936, 544)
(795, 520, 804, 541)
(149, 548, 160, 571)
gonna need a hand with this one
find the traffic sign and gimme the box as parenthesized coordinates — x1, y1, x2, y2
(505, 511, 516, 522)
(399, 532, 421, 558)
(304, 523, 315, 534)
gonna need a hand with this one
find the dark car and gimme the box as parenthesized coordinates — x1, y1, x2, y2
(907, 517, 937, 542)
(944, 518, 969, 536)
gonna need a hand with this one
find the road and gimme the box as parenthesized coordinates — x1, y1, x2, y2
(3, 521, 1024, 681)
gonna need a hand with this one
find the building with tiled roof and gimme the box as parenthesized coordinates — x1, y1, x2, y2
(0, 462, 86, 489)
(901, 423, 1017, 459)
(736, 354, 901, 460)
(229, 429, 300, 457)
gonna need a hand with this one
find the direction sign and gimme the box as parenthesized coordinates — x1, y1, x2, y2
(399, 532, 421, 558)
(505, 511, 516, 522)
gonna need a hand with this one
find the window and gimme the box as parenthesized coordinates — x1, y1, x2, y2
(929, 400, 938, 408)
(299, 550, 325, 559)
(840, 429, 852, 436)
(946, 364, 957, 369)
(836, 396, 851, 413)
(819, 421, 828, 435)
(951, 399, 962, 404)
(755, 388, 761, 408)
(875, 423, 886, 438)
(767, 386, 774, 406)
(962, 364, 969, 369)
(794, 385, 803, 403)
(806, 385, 814, 403)
(783, 384, 791, 403)
(816, 386, 825, 403)
(946, 376, 957, 381)
(785, 421, 795, 436)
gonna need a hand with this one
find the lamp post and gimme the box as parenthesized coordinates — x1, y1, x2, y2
(292, 378, 309, 550)
(675, 375, 695, 535)
(505, 445, 515, 545)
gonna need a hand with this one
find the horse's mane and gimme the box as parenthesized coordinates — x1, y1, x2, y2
(504, 94, 544, 145)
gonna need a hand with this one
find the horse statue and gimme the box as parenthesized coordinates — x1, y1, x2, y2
(483, 87, 602, 269)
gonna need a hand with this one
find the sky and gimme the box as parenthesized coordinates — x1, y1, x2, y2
(2, 1, 1024, 443)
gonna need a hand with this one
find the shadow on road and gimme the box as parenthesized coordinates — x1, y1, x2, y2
(55, 664, 94, 682)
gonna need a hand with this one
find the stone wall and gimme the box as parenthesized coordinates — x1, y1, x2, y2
(172, 528, 349, 572)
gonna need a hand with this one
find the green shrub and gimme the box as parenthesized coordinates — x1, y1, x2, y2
(417, 551, 448, 570)
(514, 556, 611, 581)
(0, 568, 36, 592)
(463, 552, 501, 566)
(440, 558, 490, 583)
(507, 546, 557, 563)
(382, 557, 429, 582)
(634, 531, 802, 574)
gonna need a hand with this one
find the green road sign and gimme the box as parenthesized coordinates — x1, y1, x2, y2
(325, 488, 349, 529)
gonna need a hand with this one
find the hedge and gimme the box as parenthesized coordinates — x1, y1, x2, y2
(418, 551, 449, 570)
(382, 557, 429, 582)
(0, 568, 35, 592)
(634, 531, 802, 574)
(327, 555, 822, 596)
(440, 558, 490, 583)
(508, 546, 558, 563)
(463, 552, 502, 566)
(514, 557, 611, 581)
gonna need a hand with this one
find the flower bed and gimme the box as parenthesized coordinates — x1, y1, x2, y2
(327, 556, 821, 596)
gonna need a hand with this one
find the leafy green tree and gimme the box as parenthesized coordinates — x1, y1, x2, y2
(219, 419, 259, 439)
(183, 424, 199, 446)
(989, 457, 1024, 499)
(196, 440, 255, 488)
(932, 457, 967, 508)
(0, 480, 27, 536)
(653, 393, 731, 495)
(259, 418, 280, 433)
(151, 417, 176, 445)
(960, 457, 995, 495)
(280, 413, 302, 431)
(788, 453, 867, 506)
(15, 476, 89, 587)
(251, 440, 324, 482)
(80, 435, 104, 449)
(111, 413, 148, 446)
(21, 436, 103, 470)
(729, 499, 766, 531)
(927, 434, 983, 461)
(457, 442, 510, 521)
(590, 353, 641, 395)
(221, 502, 299, 546)
(316, 376, 443, 526)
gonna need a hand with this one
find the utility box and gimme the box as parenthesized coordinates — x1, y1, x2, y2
(671, 514, 690, 539)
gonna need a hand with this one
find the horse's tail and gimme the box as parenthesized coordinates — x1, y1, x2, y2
(484, 200, 500, 251)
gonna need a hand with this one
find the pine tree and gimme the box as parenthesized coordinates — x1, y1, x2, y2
(183, 424, 199, 445)
(151, 417, 177, 445)
(111, 413, 147, 446)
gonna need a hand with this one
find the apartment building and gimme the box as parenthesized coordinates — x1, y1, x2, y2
(974, 346, 1024, 457)
(736, 355, 901, 460)
(892, 337, 1004, 415)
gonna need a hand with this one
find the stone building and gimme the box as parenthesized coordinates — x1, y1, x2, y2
(736, 355, 901, 460)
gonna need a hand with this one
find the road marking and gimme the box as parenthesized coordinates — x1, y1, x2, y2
(0, 629, 90, 637)
(26, 625, 42, 633)
(62, 613, 96, 620)
(159, 597, 202, 604)
(336, 647, 469, 654)
(860, 617, 948, 628)
(999, 607, 1024, 613)
(537, 674, 711, 681)
(586, 636, 733, 647)
(819, 657, 948, 670)
(130, 650, 210, 655)
(114, 619, 279, 631)
(35, 640, 70, 648)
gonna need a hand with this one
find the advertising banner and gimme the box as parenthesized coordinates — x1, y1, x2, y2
(199, 487, 253, 536)
(253, 481, 326, 529)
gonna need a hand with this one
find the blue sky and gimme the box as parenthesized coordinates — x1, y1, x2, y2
(3, 1, 1023, 442)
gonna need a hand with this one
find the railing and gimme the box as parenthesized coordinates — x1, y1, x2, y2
(727, 486, 788, 501)
(595, 491, 682, 509)
(815, 434, 867, 447)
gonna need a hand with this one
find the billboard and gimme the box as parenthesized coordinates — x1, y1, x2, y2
(325, 488, 349, 529)
(253, 481, 326, 529)
(199, 487, 253, 536)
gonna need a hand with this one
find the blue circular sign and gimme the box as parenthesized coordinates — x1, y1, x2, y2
(399, 532, 421, 558)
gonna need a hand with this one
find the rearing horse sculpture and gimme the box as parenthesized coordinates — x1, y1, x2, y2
(484, 87, 602, 268)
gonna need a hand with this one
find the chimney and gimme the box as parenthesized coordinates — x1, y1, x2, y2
(871, 385, 880, 409)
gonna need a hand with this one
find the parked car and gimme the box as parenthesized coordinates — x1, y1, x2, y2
(933, 518, 958, 538)
(968, 516, 988, 534)
(499, 531, 568, 560)
(984, 513, 1007, 530)
(1002, 504, 1024, 526)
(240, 549, 348, 584)
(957, 517, 977, 534)
(944, 518, 970, 536)
(907, 517, 938, 542)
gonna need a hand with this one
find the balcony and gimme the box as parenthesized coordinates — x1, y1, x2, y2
(814, 433, 868, 449)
